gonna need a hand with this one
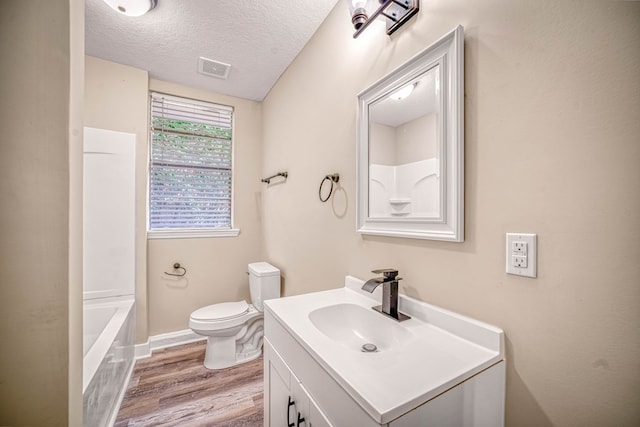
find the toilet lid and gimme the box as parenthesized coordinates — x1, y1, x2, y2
(191, 301, 249, 321)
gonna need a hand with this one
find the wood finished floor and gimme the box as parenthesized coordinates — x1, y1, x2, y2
(115, 341, 263, 427)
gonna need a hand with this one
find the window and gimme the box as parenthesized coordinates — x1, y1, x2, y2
(148, 92, 238, 238)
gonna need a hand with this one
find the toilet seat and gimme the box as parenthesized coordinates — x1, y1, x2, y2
(189, 301, 260, 334)
(191, 301, 249, 322)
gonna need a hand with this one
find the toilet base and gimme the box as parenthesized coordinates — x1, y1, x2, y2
(201, 317, 264, 370)
(204, 346, 262, 370)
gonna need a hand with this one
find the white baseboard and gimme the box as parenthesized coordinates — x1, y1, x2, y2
(134, 341, 152, 359)
(135, 329, 206, 360)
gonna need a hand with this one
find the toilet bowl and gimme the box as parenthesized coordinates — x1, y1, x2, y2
(189, 262, 280, 369)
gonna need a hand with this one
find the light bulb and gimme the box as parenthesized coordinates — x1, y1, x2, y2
(349, 0, 369, 29)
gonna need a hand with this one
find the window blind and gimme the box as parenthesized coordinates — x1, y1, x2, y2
(149, 92, 233, 230)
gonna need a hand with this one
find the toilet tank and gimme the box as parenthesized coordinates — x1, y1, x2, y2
(248, 262, 281, 312)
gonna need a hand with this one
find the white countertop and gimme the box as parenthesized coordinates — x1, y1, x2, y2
(264, 276, 504, 424)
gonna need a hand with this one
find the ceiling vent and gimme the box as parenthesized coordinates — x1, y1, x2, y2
(198, 57, 231, 79)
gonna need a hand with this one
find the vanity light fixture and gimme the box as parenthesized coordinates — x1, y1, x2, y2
(102, 0, 157, 16)
(389, 83, 415, 100)
(345, 0, 419, 38)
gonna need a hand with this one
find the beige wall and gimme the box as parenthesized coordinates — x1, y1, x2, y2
(0, 0, 83, 424)
(84, 56, 150, 343)
(68, 0, 84, 424)
(262, 1, 640, 426)
(147, 79, 264, 336)
(396, 113, 436, 164)
(371, 114, 436, 165)
(369, 122, 396, 165)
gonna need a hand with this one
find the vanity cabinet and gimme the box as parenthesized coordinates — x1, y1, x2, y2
(265, 341, 332, 427)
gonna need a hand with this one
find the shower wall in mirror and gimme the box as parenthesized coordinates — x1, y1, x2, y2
(357, 26, 464, 241)
(368, 65, 440, 219)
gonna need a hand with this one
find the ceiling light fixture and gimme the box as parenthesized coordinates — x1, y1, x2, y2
(102, 0, 158, 17)
(345, 0, 419, 39)
(389, 83, 415, 101)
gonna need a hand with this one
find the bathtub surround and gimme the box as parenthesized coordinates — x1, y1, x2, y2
(369, 159, 440, 217)
(82, 127, 137, 425)
(83, 127, 136, 301)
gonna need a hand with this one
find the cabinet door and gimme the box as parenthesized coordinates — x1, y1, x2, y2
(267, 345, 291, 427)
(292, 378, 334, 427)
(290, 378, 311, 427)
(265, 340, 335, 427)
(308, 398, 333, 427)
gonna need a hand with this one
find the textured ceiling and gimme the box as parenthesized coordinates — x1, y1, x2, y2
(85, 0, 339, 101)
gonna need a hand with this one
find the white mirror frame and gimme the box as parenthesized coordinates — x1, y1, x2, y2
(356, 25, 464, 241)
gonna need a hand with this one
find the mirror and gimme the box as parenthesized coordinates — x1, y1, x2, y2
(356, 26, 464, 241)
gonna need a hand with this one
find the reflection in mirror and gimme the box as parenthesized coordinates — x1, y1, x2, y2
(356, 25, 464, 241)
(368, 65, 441, 219)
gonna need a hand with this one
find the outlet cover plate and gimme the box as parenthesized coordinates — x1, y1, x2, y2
(506, 233, 537, 277)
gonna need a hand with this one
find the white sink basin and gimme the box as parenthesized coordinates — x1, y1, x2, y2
(264, 276, 504, 424)
(308, 303, 412, 352)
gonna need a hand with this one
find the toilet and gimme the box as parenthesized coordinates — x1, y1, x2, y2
(189, 262, 280, 370)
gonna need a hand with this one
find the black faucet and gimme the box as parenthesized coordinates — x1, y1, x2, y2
(361, 269, 411, 322)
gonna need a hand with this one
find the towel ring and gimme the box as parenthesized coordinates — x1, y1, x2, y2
(319, 173, 340, 202)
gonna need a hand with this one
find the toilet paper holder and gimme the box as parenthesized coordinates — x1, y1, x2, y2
(164, 262, 187, 277)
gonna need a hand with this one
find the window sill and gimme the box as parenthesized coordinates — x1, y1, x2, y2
(147, 228, 240, 240)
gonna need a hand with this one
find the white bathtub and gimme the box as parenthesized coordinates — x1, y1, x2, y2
(83, 297, 135, 427)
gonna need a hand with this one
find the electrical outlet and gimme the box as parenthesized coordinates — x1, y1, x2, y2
(506, 233, 537, 278)
(512, 241, 528, 254)
(512, 255, 527, 268)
